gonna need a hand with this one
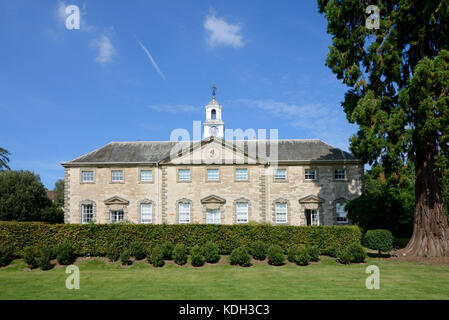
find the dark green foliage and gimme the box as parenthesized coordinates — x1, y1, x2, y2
(53, 179, 65, 208)
(306, 244, 320, 262)
(0, 245, 13, 267)
(0, 170, 63, 223)
(106, 243, 121, 262)
(56, 242, 75, 265)
(267, 245, 285, 266)
(130, 240, 146, 260)
(23, 246, 39, 268)
(363, 230, 394, 255)
(295, 245, 310, 266)
(287, 246, 299, 263)
(149, 246, 164, 267)
(336, 249, 352, 265)
(250, 240, 267, 261)
(229, 246, 251, 267)
(35, 247, 53, 270)
(346, 165, 414, 238)
(326, 245, 338, 258)
(161, 241, 174, 260)
(347, 243, 367, 263)
(172, 244, 188, 265)
(0, 222, 362, 258)
(190, 245, 205, 267)
(203, 241, 220, 263)
(120, 249, 131, 266)
(0, 147, 10, 170)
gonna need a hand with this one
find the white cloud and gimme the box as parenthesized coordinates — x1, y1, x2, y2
(148, 104, 198, 114)
(92, 35, 115, 64)
(204, 14, 244, 48)
(136, 39, 166, 80)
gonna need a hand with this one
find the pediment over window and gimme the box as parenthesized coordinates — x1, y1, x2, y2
(298, 195, 325, 204)
(200, 194, 226, 204)
(104, 196, 130, 205)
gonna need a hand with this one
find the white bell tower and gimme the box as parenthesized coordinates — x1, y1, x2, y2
(203, 86, 224, 139)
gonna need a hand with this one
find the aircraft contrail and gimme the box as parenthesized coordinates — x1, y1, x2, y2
(135, 37, 166, 80)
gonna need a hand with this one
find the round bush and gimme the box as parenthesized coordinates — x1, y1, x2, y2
(130, 240, 146, 260)
(173, 244, 188, 265)
(336, 249, 352, 265)
(149, 246, 164, 267)
(229, 246, 251, 267)
(295, 245, 310, 266)
(287, 246, 299, 263)
(306, 244, 320, 262)
(250, 241, 267, 261)
(0, 246, 13, 267)
(363, 229, 394, 255)
(190, 245, 205, 267)
(120, 249, 131, 266)
(203, 241, 220, 263)
(56, 242, 76, 265)
(23, 246, 39, 269)
(161, 241, 174, 260)
(106, 243, 121, 262)
(347, 243, 367, 263)
(36, 247, 53, 270)
(326, 245, 338, 258)
(267, 245, 285, 266)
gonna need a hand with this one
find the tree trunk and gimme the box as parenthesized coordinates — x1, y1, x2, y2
(404, 138, 449, 257)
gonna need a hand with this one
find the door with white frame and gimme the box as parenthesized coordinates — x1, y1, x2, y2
(305, 209, 320, 226)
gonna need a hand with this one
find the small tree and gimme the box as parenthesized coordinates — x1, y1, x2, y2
(0, 147, 10, 170)
(363, 230, 394, 256)
(53, 179, 65, 209)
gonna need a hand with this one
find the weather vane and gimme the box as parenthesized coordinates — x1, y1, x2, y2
(211, 84, 217, 98)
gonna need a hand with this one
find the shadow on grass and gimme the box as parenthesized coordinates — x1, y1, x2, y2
(367, 252, 391, 258)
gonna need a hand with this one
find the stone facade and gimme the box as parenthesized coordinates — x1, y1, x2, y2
(63, 139, 363, 225)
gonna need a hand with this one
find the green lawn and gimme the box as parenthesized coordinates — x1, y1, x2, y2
(0, 256, 448, 299)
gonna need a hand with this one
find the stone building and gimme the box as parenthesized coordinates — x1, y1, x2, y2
(61, 96, 363, 225)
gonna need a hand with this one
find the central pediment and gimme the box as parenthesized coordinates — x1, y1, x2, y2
(104, 196, 130, 205)
(298, 195, 325, 204)
(200, 194, 226, 204)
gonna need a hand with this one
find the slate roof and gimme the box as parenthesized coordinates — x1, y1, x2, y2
(61, 138, 359, 166)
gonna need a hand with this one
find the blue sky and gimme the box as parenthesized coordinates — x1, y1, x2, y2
(0, 0, 359, 189)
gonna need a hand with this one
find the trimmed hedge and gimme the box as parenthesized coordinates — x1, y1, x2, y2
(0, 222, 361, 257)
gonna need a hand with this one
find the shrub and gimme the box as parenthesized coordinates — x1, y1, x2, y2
(106, 243, 121, 262)
(35, 247, 53, 270)
(203, 241, 220, 263)
(173, 244, 188, 265)
(120, 249, 131, 266)
(326, 245, 338, 258)
(363, 229, 394, 256)
(23, 246, 39, 269)
(229, 246, 251, 267)
(190, 245, 205, 267)
(306, 244, 320, 262)
(267, 245, 285, 266)
(130, 240, 146, 260)
(295, 245, 310, 266)
(161, 241, 174, 260)
(56, 242, 75, 265)
(336, 249, 352, 265)
(250, 241, 267, 261)
(149, 246, 164, 267)
(287, 246, 299, 262)
(347, 243, 367, 263)
(0, 245, 13, 267)
(0, 222, 362, 257)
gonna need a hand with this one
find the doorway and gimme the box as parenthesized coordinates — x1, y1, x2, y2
(305, 209, 319, 226)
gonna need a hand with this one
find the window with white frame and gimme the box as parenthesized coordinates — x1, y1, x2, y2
(207, 169, 219, 181)
(206, 209, 220, 224)
(275, 203, 287, 223)
(178, 169, 191, 182)
(140, 203, 152, 224)
(178, 202, 190, 223)
(336, 203, 348, 223)
(110, 210, 124, 223)
(236, 202, 248, 223)
(235, 168, 248, 181)
(274, 168, 287, 180)
(140, 170, 153, 182)
(305, 169, 317, 180)
(81, 204, 93, 224)
(334, 169, 346, 180)
(111, 170, 123, 182)
(82, 171, 94, 183)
